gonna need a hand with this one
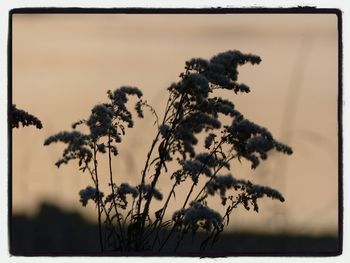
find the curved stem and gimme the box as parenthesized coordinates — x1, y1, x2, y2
(140, 94, 186, 223)
(137, 93, 186, 250)
(136, 130, 161, 217)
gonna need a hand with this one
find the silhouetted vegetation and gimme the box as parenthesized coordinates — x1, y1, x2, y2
(44, 50, 294, 252)
(11, 104, 43, 129)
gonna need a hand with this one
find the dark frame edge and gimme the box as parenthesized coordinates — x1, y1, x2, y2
(7, 9, 13, 256)
(8, 6, 344, 15)
(7, 6, 343, 257)
(336, 8, 344, 257)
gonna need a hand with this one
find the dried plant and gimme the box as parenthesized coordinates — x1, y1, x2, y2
(11, 104, 43, 129)
(44, 50, 292, 253)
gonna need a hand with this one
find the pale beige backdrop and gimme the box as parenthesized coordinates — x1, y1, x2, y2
(12, 13, 338, 236)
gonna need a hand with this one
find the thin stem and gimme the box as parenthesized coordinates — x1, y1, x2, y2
(135, 93, 185, 251)
(139, 93, 186, 237)
(222, 199, 240, 223)
(107, 134, 125, 250)
(86, 165, 97, 186)
(136, 130, 161, 217)
(136, 92, 174, 217)
(84, 158, 123, 250)
(151, 181, 177, 250)
(101, 204, 123, 250)
(124, 199, 136, 227)
(134, 92, 176, 251)
(174, 225, 190, 252)
(93, 143, 104, 252)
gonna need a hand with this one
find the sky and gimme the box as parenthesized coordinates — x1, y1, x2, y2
(11, 13, 338, 236)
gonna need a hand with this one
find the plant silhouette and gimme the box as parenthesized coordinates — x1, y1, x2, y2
(11, 104, 43, 129)
(44, 50, 292, 253)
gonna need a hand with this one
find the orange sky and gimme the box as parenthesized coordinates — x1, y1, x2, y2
(12, 13, 338, 236)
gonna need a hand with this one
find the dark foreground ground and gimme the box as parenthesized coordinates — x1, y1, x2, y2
(10, 202, 340, 257)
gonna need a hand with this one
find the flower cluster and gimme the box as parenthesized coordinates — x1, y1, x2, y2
(139, 183, 163, 201)
(44, 86, 145, 167)
(205, 173, 285, 209)
(172, 201, 223, 232)
(87, 104, 119, 142)
(181, 159, 212, 184)
(198, 97, 239, 119)
(225, 114, 293, 168)
(215, 179, 286, 213)
(169, 105, 222, 158)
(204, 133, 216, 149)
(174, 73, 210, 104)
(107, 86, 143, 128)
(79, 186, 104, 207)
(176, 152, 231, 185)
(238, 180, 285, 202)
(161, 51, 262, 162)
(184, 50, 261, 93)
(118, 183, 139, 198)
(44, 131, 92, 167)
(206, 174, 236, 202)
(106, 183, 139, 209)
(11, 104, 43, 129)
(195, 152, 230, 170)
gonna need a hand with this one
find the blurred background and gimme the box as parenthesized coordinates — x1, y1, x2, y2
(11, 13, 339, 254)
